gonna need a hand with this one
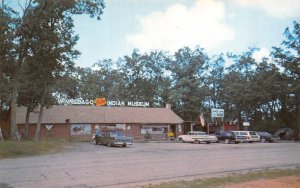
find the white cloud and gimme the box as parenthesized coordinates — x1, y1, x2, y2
(126, 0, 235, 54)
(236, 0, 300, 18)
(252, 48, 270, 62)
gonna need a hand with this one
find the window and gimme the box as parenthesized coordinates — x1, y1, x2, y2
(71, 124, 91, 135)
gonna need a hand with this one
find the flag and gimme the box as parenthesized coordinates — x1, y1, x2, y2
(200, 113, 205, 127)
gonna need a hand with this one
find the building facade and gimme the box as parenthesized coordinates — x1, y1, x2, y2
(16, 105, 184, 140)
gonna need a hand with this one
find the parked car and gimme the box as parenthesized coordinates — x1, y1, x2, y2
(232, 131, 260, 143)
(178, 131, 216, 144)
(214, 131, 247, 144)
(93, 130, 134, 147)
(256, 132, 275, 143)
(208, 134, 219, 143)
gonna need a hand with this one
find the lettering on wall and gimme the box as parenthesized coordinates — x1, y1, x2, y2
(58, 97, 150, 107)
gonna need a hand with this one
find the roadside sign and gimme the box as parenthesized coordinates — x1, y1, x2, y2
(211, 108, 224, 118)
(243, 122, 250, 126)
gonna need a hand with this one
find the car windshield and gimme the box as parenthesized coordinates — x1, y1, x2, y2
(249, 131, 256, 135)
(225, 132, 234, 136)
(260, 132, 271, 136)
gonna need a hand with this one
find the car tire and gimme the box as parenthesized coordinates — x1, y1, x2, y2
(234, 141, 239, 144)
(194, 140, 200, 144)
(261, 138, 266, 143)
(206, 141, 210, 144)
(179, 138, 184, 143)
(225, 139, 230, 144)
(122, 144, 127, 147)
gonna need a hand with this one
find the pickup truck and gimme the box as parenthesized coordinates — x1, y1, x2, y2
(93, 130, 134, 147)
(178, 131, 217, 144)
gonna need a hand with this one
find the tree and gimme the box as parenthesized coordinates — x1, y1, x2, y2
(167, 47, 209, 121)
(0, 0, 19, 138)
(117, 49, 167, 106)
(206, 54, 225, 109)
(222, 49, 258, 125)
(272, 21, 300, 139)
(4, 0, 105, 140)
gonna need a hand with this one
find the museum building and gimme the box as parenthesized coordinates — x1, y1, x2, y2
(16, 105, 184, 140)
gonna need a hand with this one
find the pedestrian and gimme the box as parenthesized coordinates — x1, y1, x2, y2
(95, 125, 100, 145)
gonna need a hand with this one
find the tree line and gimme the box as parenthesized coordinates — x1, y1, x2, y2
(1, 1, 299, 140)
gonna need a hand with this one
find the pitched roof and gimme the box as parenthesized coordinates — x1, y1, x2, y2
(16, 105, 183, 124)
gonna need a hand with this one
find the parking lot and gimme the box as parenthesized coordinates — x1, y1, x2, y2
(0, 141, 300, 188)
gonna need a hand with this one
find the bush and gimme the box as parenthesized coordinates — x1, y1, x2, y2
(253, 120, 287, 134)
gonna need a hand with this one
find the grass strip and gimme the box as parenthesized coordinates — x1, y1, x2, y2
(0, 138, 76, 159)
(143, 167, 300, 188)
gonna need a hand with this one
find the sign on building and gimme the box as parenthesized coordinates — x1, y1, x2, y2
(71, 124, 91, 135)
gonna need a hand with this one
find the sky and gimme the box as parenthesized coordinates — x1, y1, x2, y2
(73, 0, 300, 67)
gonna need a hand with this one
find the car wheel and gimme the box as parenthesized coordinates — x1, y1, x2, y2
(179, 138, 184, 143)
(194, 140, 200, 144)
(234, 141, 239, 144)
(261, 138, 266, 143)
(122, 144, 127, 147)
(225, 139, 230, 144)
(248, 141, 253, 143)
(206, 141, 210, 144)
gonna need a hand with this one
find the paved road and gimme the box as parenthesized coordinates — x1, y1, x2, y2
(0, 142, 300, 188)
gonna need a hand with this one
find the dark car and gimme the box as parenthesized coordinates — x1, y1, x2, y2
(93, 130, 134, 147)
(215, 131, 247, 144)
(256, 132, 274, 143)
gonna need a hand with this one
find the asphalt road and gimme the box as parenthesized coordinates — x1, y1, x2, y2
(0, 142, 300, 188)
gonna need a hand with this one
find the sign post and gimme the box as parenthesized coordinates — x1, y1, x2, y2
(210, 108, 224, 134)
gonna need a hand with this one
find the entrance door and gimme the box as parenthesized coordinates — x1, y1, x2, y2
(170, 124, 176, 137)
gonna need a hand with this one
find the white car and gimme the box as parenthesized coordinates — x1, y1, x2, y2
(232, 131, 260, 143)
(178, 131, 217, 144)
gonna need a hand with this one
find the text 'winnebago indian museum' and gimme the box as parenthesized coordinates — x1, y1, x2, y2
(16, 98, 184, 140)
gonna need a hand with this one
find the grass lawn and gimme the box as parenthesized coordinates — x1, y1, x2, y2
(0, 138, 77, 159)
(143, 167, 300, 188)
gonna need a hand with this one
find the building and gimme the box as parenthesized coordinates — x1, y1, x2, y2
(16, 105, 184, 140)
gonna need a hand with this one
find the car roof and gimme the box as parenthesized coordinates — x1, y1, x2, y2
(189, 131, 206, 133)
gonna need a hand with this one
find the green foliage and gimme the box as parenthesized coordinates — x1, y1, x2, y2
(253, 120, 287, 134)
(0, 0, 105, 140)
(272, 21, 300, 137)
(167, 47, 209, 120)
